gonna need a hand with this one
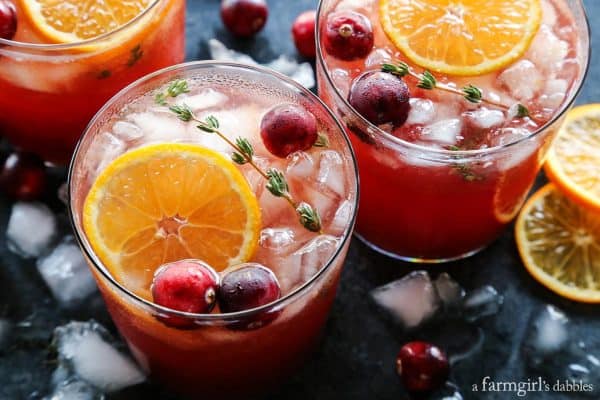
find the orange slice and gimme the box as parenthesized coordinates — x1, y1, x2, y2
(544, 104, 600, 213)
(83, 143, 261, 299)
(379, 0, 542, 76)
(18, 0, 153, 44)
(515, 184, 600, 303)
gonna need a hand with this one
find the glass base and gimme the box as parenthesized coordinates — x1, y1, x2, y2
(354, 233, 486, 264)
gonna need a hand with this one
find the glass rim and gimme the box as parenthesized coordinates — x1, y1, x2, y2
(315, 0, 592, 158)
(0, 0, 162, 50)
(67, 60, 360, 322)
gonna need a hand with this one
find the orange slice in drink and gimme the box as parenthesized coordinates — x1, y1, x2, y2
(515, 184, 600, 303)
(544, 104, 600, 213)
(379, 0, 542, 76)
(83, 143, 261, 299)
(18, 0, 153, 44)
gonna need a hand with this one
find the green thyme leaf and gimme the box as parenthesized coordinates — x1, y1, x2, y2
(417, 71, 437, 90)
(463, 84, 482, 103)
(381, 62, 409, 77)
(155, 93, 167, 106)
(169, 104, 193, 122)
(266, 169, 289, 198)
(205, 115, 219, 129)
(167, 79, 190, 98)
(314, 133, 329, 148)
(236, 137, 254, 158)
(516, 104, 530, 118)
(296, 202, 322, 232)
(231, 153, 247, 165)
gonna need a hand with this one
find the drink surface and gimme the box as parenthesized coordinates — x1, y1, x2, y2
(80, 73, 357, 302)
(0, 0, 185, 163)
(322, 0, 583, 151)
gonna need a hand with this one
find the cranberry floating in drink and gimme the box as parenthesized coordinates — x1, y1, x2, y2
(316, 0, 590, 262)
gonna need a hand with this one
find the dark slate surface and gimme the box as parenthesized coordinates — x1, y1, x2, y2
(1, 0, 599, 399)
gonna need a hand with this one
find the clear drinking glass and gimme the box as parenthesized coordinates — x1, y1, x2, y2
(316, 0, 590, 262)
(0, 0, 186, 164)
(69, 61, 359, 397)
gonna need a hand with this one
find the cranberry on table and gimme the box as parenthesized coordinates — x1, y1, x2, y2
(0, 0, 16, 41)
(0, 152, 47, 201)
(219, 263, 281, 313)
(292, 10, 317, 58)
(349, 71, 411, 126)
(221, 0, 268, 37)
(260, 103, 318, 158)
(396, 341, 449, 393)
(151, 260, 219, 328)
(323, 11, 374, 61)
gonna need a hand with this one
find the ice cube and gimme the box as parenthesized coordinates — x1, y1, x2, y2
(542, 0, 558, 26)
(331, 68, 351, 96)
(127, 112, 187, 143)
(317, 150, 346, 197)
(527, 25, 569, 71)
(430, 383, 464, 400)
(53, 321, 146, 393)
(365, 48, 392, 68)
(0, 59, 84, 93)
(286, 152, 316, 181)
(329, 200, 353, 236)
(295, 235, 340, 282)
(175, 88, 228, 111)
(86, 132, 126, 173)
(302, 184, 340, 222)
(498, 60, 542, 101)
(464, 108, 505, 129)
(37, 237, 97, 307)
(434, 273, 465, 310)
(259, 228, 296, 252)
(422, 119, 462, 145)
(406, 98, 435, 125)
(461, 285, 503, 322)
(208, 38, 256, 65)
(524, 305, 570, 358)
(45, 380, 98, 400)
(371, 271, 441, 329)
(112, 120, 143, 141)
(7, 202, 57, 258)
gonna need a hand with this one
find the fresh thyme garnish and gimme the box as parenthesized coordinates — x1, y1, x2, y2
(127, 44, 144, 67)
(314, 132, 330, 148)
(163, 83, 323, 233)
(382, 62, 530, 116)
(156, 80, 190, 105)
(447, 145, 484, 182)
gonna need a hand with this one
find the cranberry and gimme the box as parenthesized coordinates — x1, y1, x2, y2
(0, 152, 47, 201)
(151, 260, 219, 328)
(396, 341, 449, 393)
(348, 71, 410, 126)
(0, 0, 16, 41)
(323, 11, 373, 61)
(260, 104, 318, 158)
(221, 0, 268, 37)
(292, 10, 317, 58)
(219, 263, 280, 313)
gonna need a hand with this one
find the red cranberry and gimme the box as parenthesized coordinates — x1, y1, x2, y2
(348, 71, 410, 126)
(260, 104, 318, 158)
(0, 152, 47, 201)
(221, 0, 268, 37)
(323, 11, 373, 61)
(396, 341, 449, 393)
(292, 10, 316, 58)
(151, 260, 219, 328)
(219, 263, 280, 313)
(0, 1, 16, 41)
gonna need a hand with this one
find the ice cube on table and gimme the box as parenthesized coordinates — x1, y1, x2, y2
(430, 383, 464, 400)
(406, 98, 435, 125)
(37, 237, 97, 307)
(422, 119, 462, 146)
(45, 380, 98, 400)
(527, 25, 569, 71)
(7, 202, 57, 258)
(461, 285, 503, 322)
(317, 150, 346, 197)
(464, 108, 505, 130)
(371, 271, 441, 329)
(53, 321, 146, 393)
(498, 60, 542, 101)
(434, 273, 465, 310)
(524, 305, 570, 358)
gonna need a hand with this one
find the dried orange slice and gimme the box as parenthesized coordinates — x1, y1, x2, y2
(18, 0, 152, 44)
(379, 0, 542, 76)
(544, 104, 600, 213)
(515, 184, 600, 303)
(83, 143, 261, 299)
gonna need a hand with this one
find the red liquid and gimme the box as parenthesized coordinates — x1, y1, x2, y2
(0, 0, 185, 164)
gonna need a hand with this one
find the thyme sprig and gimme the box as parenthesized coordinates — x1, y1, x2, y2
(155, 79, 190, 105)
(381, 62, 530, 116)
(165, 91, 322, 233)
